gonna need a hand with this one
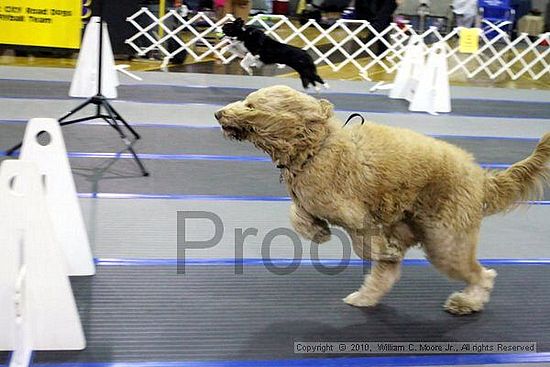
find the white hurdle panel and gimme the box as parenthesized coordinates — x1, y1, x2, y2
(0, 160, 86, 367)
(19, 119, 96, 276)
(0, 118, 94, 365)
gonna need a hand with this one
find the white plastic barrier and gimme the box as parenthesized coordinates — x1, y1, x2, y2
(389, 35, 426, 100)
(380, 38, 451, 115)
(0, 160, 86, 367)
(0, 118, 93, 366)
(125, 9, 549, 81)
(19, 119, 96, 276)
(409, 43, 451, 114)
(71, 16, 119, 99)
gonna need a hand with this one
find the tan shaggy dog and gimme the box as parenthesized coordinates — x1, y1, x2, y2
(215, 85, 550, 315)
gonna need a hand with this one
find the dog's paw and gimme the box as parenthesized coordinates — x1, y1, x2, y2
(343, 291, 378, 307)
(312, 226, 331, 244)
(444, 292, 484, 315)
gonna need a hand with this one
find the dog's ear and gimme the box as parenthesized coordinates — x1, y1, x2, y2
(234, 18, 245, 28)
(317, 99, 334, 120)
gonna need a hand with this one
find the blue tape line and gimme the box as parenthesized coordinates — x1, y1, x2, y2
(76, 193, 550, 205)
(0, 151, 270, 162)
(526, 200, 550, 205)
(77, 193, 292, 201)
(67, 152, 271, 162)
(431, 134, 540, 142)
(479, 163, 511, 169)
(94, 258, 550, 267)
(26, 352, 550, 367)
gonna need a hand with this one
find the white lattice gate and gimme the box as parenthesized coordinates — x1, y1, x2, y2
(125, 8, 550, 81)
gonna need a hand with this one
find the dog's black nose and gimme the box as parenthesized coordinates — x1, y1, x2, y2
(215, 110, 222, 120)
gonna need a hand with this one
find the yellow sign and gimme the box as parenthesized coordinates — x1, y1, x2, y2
(459, 28, 480, 54)
(0, 0, 81, 48)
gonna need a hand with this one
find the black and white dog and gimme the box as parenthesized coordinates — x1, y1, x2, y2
(222, 18, 327, 90)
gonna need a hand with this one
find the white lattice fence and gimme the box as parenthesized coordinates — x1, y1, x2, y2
(125, 8, 550, 80)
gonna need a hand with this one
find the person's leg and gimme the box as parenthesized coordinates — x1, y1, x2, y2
(223, 0, 232, 16)
(367, 0, 397, 55)
(216, 2, 227, 18)
(455, 14, 466, 27)
(462, 13, 476, 28)
(369, 17, 393, 55)
(362, 18, 390, 56)
(233, 0, 251, 19)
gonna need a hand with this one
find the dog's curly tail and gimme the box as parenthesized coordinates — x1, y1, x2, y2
(483, 132, 550, 215)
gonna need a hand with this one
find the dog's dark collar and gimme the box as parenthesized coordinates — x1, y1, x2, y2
(277, 153, 315, 171)
(277, 152, 316, 186)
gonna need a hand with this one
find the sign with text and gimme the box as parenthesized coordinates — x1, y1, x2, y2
(0, 0, 81, 48)
(459, 28, 481, 54)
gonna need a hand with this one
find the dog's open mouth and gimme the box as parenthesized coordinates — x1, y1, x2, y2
(221, 125, 249, 141)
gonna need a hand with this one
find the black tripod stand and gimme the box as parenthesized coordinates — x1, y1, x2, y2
(5, 0, 149, 177)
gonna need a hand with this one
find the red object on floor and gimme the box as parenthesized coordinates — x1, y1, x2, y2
(273, 0, 289, 15)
